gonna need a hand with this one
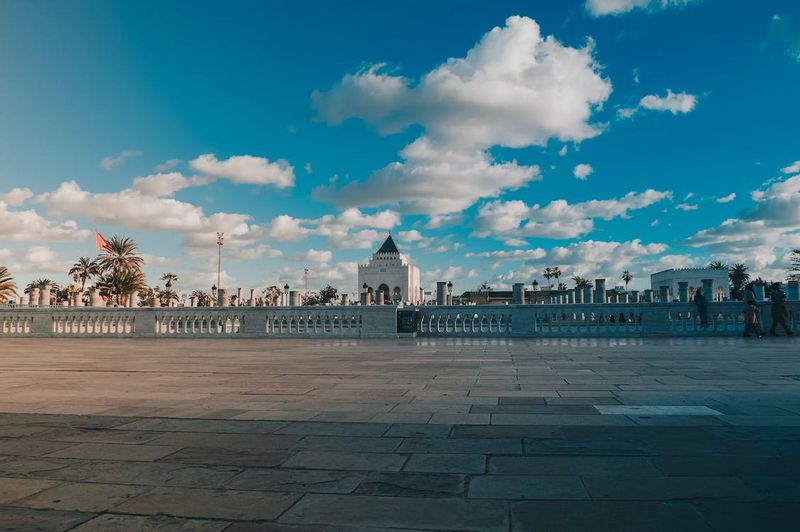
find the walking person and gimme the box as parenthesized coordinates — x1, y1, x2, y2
(743, 283, 765, 338)
(770, 282, 795, 336)
(693, 289, 709, 330)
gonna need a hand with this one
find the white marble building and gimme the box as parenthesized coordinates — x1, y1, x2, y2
(650, 268, 729, 301)
(358, 235, 421, 304)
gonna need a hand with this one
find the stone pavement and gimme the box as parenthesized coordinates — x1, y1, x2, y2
(0, 337, 798, 530)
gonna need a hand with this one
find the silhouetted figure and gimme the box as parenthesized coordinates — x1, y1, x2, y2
(743, 283, 764, 338)
(693, 291, 708, 329)
(770, 283, 795, 336)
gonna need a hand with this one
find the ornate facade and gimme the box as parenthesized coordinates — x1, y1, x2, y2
(358, 235, 421, 304)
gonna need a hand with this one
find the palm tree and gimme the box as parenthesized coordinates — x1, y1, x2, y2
(543, 268, 553, 289)
(729, 263, 750, 300)
(551, 267, 562, 289)
(97, 236, 144, 275)
(24, 278, 57, 294)
(0, 266, 17, 304)
(572, 275, 591, 289)
(157, 287, 179, 306)
(622, 270, 633, 291)
(161, 272, 179, 289)
(191, 290, 211, 306)
(69, 257, 101, 292)
(708, 260, 728, 270)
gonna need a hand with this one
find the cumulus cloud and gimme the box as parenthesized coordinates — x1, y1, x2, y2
(574, 163, 593, 180)
(687, 161, 800, 276)
(0, 188, 34, 207)
(154, 159, 181, 173)
(675, 203, 698, 211)
(265, 208, 401, 249)
(473, 189, 672, 240)
(476, 239, 668, 289)
(131, 172, 206, 197)
(189, 154, 295, 188)
(781, 161, 800, 174)
(586, 0, 696, 17)
(0, 200, 90, 242)
(466, 249, 547, 262)
(398, 230, 424, 242)
(36, 181, 262, 250)
(313, 16, 612, 215)
(619, 90, 697, 119)
(716, 193, 736, 203)
(291, 249, 333, 263)
(100, 149, 142, 171)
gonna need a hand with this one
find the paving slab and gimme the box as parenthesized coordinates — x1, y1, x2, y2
(282, 451, 407, 472)
(0, 477, 60, 504)
(280, 493, 508, 531)
(404, 453, 486, 473)
(71, 513, 230, 531)
(115, 486, 300, 521)
(15, 481, 145, 512)
(469, 475, 589, 500)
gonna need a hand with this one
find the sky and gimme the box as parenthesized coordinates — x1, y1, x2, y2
(1, 0, 800, 296)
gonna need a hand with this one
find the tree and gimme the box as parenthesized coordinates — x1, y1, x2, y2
(97, 236, 144, 274)
(24, 279, 57, 294)
(728, 263, 750, 300)
(622, 270, 633, 291)
(318, 285, 338, 305)
(0, 266, 17, 304)
(557, 282, 567, 291)
(158, 288, 179, 306)
(543, 268, 553, 288)
(708, 260, 728, 270)
(95, 236, 146, 305)
(161, 272, 179, 289)
(69, 257, 100, 292)
(551, 267, 562, 288)
(191, 290, 212, 307)
(790, 249, 800, 281)
(303, 292, 321, 306)
(572, 276, 591, 289)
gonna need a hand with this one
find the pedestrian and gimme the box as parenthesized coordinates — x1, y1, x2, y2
(743, 283, 764, 338)
(770, 282, 795, 336)
(693, 289, 709, 329)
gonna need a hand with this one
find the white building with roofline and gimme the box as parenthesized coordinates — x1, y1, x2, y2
(650, 267, 729, 301)
(358, 235, 421, 305)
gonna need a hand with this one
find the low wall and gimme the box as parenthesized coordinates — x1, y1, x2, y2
(0, 302, 797, 339)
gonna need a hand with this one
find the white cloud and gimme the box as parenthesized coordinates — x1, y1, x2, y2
(676, 203, 698, 211)
(473, 189, 672, 240)
(313, 16, 612, 215)
(304, 162, 313, 174)
(398, 230, 424, 242)
(466, 249, 547, 261)
(619, 90, 697, 120)
(0, 200, 90, 242)
(558, 145, 568, 157)
(640, 90, 697, 114)
(131, 172, 205, 197)
(586, 0, 695, 17)
(189, 154, 295, 188)
(687, 161, 800, 276)
(0, 188, 33, 207)
(716, 193, 736, 203)
(291, 249, 333, 263)
(781, 161, 800, 174)
(36, 181, 262, 250)
(100, 150, 142, 171)
(573, 163, 593, 180)
(154, 159, 181, 173)
(264, 208, 401, 249)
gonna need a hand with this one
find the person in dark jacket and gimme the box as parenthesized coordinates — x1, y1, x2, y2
(743, 283, 764, 338)
(770, 283, 795, 336)
(693, 290, 709, 329)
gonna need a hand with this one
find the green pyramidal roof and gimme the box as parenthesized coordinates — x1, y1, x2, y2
(377, 234, 400, 254)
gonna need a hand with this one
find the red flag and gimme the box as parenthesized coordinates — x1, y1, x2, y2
(95, 232, 112, 252)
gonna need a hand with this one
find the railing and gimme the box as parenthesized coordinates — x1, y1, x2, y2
(0, 302, 797, 339)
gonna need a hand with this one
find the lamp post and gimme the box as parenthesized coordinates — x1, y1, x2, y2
(304, 268, 309, 296)
(216, 232, 224, 291)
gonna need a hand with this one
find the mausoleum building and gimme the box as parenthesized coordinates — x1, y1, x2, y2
(358, 235, 421, 304)
(650, 267, 729, 301)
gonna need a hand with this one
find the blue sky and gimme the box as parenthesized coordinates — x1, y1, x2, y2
(1, 0, 800, 295)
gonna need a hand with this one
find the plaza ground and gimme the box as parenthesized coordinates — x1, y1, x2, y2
(0, 337, 799, 530)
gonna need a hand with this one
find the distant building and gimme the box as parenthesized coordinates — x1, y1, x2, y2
(650, 268, 729, 301)
(358, 235, 421, 304)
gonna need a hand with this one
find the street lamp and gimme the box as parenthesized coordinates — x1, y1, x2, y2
(304, 268, 309, 295)
(216, 232, 224, 291)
